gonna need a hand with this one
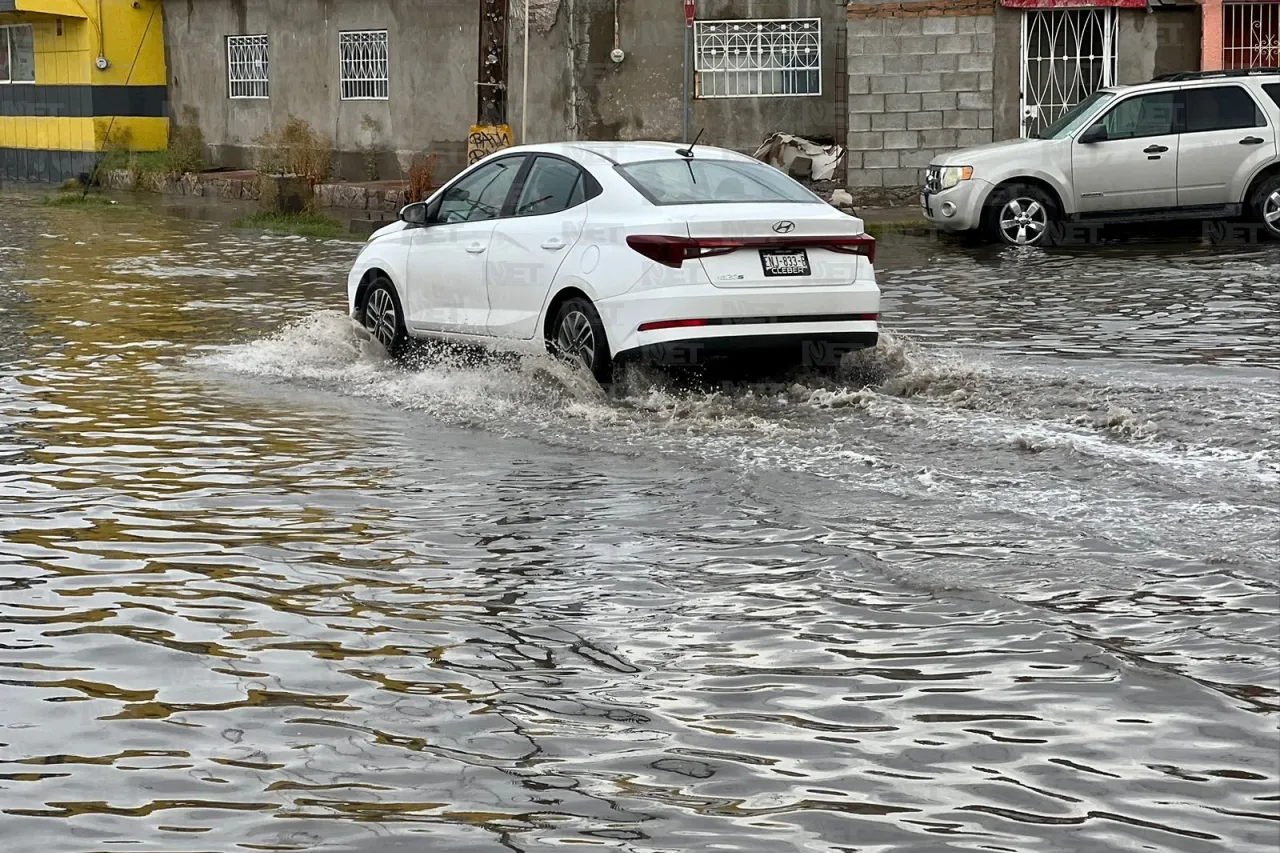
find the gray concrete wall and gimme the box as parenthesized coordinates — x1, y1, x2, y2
(1114, 8, 1202, 83)
(847, 3, 1202, 199)
(164, 0, 486, 180)
(846, 2, 996, 201)
(1152, 8, 1202, 79)
(165, 0, 848, 182)
(511, 0, 848, 152)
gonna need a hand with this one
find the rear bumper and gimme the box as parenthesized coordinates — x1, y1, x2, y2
(598, 281, 880, 362)
(615, 326, 879, 367)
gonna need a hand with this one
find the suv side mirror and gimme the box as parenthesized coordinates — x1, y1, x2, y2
(1079, 124, 1108, 144)
(400, 202, 429, 226)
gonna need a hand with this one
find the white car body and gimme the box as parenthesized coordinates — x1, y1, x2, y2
(920, 70, 1280, 245)
(347, 141, 879, 374)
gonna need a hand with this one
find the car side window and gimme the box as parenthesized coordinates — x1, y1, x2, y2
(437, 157, 523, 225)
(1101, 92, 1177, 140)
(513, 156, 588, 217)
(1183, 85, 1266, 133)
(1263, 82, 1280, 111)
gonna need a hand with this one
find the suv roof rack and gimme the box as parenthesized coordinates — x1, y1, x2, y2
(1150, 68, 1280, 82)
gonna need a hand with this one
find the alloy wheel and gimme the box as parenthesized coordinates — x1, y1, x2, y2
(998, 197, 1048, 246)
(364, 288, 399, 350)
(555, 310, 595, 369)
(1264, 189, 1280, 235)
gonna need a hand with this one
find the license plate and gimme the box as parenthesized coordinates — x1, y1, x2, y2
(760, 249, 810, 277)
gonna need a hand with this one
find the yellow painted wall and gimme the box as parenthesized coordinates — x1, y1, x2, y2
(97, 0, 167, 87)
(30, 17, 92, 85)
(0, 1, 169, 156)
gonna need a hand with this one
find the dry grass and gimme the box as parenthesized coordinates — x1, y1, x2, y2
(253, 116, 335, 186)
(407, 153, 439, 202)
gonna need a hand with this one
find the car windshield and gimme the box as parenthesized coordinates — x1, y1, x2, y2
(616, 158, 823, 205)
(1036, 90, 1117, 139)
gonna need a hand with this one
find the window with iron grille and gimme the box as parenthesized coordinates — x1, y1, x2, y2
(1223, 2, 1280, 70)
(695, 18, 821, 99)
(0, 24, 36, 84)
(227, 35, 269, 99)
(339, 30, 389, 100)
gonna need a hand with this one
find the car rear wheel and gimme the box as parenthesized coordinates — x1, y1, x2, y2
(361, 277, 408, 356)
(985, 183, 1058, 247)
(1248, 175, 1280, 240)
(550, 297, 613, 385)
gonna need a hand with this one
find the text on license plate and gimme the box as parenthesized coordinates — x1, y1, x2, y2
(760, 249, 811, 277)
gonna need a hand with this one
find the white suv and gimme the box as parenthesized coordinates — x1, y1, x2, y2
(921, 69, 1280, 246)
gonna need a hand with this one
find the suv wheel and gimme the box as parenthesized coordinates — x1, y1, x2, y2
(1248, 175, 1280, 240)
(985, 183, 1058, 248)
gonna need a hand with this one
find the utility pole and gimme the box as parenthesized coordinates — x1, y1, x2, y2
(476, 0, 509, 126)
(683, 0, 695, 142)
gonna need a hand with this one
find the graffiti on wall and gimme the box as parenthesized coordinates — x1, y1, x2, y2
(467, 125, 513, 165)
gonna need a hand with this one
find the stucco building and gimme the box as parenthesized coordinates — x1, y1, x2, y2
(0, 0, 168, 182)
(162, 0, 853, 183)
(1201, 0, 1279, 70)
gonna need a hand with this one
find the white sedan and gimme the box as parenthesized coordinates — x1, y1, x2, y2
(347, 141, 880, 383)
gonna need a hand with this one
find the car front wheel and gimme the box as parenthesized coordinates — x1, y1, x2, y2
(985, 183, 1058, 247)
(1248, 175, 1280, 240)
(361, 276, 408, 356)
(550, 296, 613, 385)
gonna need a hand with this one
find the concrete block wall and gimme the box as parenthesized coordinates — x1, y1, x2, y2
(846, 0, 997, 202)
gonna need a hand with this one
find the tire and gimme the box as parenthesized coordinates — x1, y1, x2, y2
(360, 276, 408, 356)
(1248, 174, 1280, 241)
(549, 296, 613, 385)
(984, 182, 1059, 247)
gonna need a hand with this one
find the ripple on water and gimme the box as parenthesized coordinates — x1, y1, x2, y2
(0, 199, 1277, 852)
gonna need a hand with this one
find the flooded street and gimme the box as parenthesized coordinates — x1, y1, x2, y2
(1, 192, 1277, 853)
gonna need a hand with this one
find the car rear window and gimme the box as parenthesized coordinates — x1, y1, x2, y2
(616, 159, 822, 205)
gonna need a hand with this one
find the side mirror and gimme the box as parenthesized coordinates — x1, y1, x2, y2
(1079, 124, 1108, 144)
(400, 202, 429, 226)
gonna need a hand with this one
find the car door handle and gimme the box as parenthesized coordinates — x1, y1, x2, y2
(465, 242, 486, 254)
(1143, 144, 1168, 154)
(1240, 136, 1265, 145)
(541, 238, 567, 251)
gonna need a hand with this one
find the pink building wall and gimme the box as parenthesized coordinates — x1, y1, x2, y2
(1201, 0, 1224, 71)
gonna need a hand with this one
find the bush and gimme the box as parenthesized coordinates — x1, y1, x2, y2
(91, 110, 205, 189)
(407, 153, 439, 202)
(253, 116, 335, 186)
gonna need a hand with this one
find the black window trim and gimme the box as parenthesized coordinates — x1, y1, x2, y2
(1176, 83, 1269, 135)
(432, 153, 529, 225)
(507, 153, 602, 219)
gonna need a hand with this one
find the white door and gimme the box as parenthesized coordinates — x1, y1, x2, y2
(1176, 84, 1276, 208)
(1073, 90, 1179, 213)
(486, 155, 590, 339)
(1021, 9, 1117, 139)
(406, 156, 525, 334)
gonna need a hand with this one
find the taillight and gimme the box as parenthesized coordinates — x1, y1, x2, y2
(626, 234, 876, 268)
(626, 235, 694, 268)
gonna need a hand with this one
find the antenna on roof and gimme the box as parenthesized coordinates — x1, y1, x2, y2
(676, 128, 705, 159)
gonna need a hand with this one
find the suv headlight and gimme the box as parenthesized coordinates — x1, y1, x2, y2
(939, 166, 974, 190)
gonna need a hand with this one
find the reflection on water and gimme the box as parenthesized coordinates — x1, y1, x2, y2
(1, 191, 1278, 852)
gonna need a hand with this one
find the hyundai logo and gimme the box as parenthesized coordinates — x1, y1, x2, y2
(773, 221, 796, 234)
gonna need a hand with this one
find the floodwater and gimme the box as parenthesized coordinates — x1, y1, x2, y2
(1, 193, 1277, 853)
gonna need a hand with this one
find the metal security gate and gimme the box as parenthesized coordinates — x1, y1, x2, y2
(1020, 9, 1117, 138)
(1223, 2, 1280, 70)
